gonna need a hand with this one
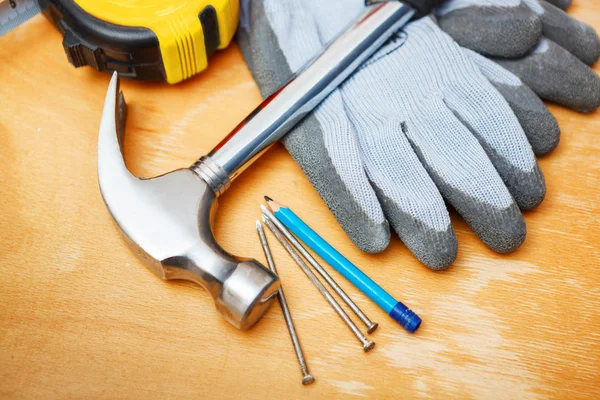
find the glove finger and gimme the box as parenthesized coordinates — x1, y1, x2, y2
(543, 0, 571, 10)
(436, 1, 542, 58)
(523, 0, 600, 65)
(408, 99, 527, 254)
(238, 0, 391, 252)
(400, 18, 545, 212)
(387, 18, 526, 252)
(492, 38, 600, 113)
(342, 104, 458, 270)
(445, 74, 546, 211)
(464, 48, 560, 156)
(339, 25, 459, 269)
(284, 94, 392, 254)
(340, 25, 526, 255)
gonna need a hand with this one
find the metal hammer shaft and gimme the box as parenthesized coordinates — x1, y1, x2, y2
(191, 2, 415, 195)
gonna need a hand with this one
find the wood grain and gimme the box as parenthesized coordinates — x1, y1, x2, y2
(1, 3, 599, 399)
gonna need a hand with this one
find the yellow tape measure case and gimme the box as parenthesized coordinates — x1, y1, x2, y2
(39, 0, 239, 83)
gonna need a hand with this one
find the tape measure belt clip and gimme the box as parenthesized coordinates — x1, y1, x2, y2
(30, 0, 239, 83)
(41, 0, 166, 80)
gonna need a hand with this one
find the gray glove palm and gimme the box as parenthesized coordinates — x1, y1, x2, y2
(239, 0, 555, 269)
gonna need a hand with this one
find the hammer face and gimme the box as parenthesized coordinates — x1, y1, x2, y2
(98, 72, 279, 330)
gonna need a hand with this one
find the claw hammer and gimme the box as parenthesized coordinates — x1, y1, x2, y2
(97, 0, 440, 330)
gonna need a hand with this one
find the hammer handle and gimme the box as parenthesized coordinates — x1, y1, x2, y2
(194, 2, 415, 194)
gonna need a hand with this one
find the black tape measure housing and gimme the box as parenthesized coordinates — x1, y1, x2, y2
(38, 0, 221, 81)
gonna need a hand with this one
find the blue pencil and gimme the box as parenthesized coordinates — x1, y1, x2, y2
(264, 196, 421, 333)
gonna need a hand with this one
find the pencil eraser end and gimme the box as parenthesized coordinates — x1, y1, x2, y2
(389, 302, 421, 333)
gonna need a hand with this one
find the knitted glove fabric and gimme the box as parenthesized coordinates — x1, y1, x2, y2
(436, 0, 600, 113)
(238, 0, 549, 270)
(436, 0, 599, 62)
(464, 48, 559, 156)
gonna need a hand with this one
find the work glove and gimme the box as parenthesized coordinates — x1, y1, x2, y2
(436, 0, 600, 112)
(238, 0, 557, 270)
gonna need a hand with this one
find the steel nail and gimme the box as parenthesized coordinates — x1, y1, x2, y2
(262, 216, 374, 352)
(256, 221, 315, 384)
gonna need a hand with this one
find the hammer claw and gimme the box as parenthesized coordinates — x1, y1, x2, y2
(97, 72, 280, 330)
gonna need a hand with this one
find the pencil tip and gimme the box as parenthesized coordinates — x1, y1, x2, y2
(255, 220, 262, 229)
(264, 195, 273, 202)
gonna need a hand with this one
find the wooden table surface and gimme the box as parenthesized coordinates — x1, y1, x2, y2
(1, 3, 599, 399)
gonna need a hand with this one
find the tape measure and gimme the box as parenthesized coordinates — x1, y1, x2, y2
(0, 0, 239, 83)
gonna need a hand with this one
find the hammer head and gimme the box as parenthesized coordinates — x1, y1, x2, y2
(97, 73, 279, 330)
